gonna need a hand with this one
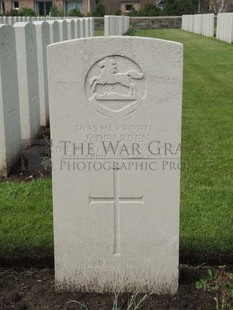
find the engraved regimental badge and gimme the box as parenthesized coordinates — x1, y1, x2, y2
(85, 55, 146, 118)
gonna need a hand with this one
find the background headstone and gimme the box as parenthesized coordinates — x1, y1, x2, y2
(14, 22, 40, 144)
(34, 21, 50, 126)
(0, 25, 21, 176)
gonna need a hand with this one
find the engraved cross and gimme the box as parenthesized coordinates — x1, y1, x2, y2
(89, 169, 143, 256)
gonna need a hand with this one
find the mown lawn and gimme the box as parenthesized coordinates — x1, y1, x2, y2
(0, 29, 233, 262)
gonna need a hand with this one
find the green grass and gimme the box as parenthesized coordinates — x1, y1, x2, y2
(137, 29, 233, 259)
(0, 180, 53, 260)
(1, 29, 233, 262)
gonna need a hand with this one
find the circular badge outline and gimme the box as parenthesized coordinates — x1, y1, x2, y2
(84, 54, 147, 119)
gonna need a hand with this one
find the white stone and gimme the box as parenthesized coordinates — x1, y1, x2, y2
(90, 17, 95, 37)
(201, 14, 214, 37)
(14, 22, 40, 144)
(57, 20, 68, 41)
(66, 19, 75, 40)
(105, 16, 130, 36)
(84, 18, 90, 37)
(79, 18, 84, 37)
(187, 15, 194, 32)
(104, 16, 111, 36)
(193, 14, 202, 35)
(74, 19, 81, 38)
(0, 25, 21, 176)
(48, 36, 183, 294)
(34, 21, 50, 126)
(216, 13, 233, 43)
(47, 20, 60, 43)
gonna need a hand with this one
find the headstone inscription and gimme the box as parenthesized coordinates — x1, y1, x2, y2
(48, 36, 183, 294)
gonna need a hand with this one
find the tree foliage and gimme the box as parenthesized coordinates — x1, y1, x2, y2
(91, 0, 105, 17)
(163, 0, 195, 15)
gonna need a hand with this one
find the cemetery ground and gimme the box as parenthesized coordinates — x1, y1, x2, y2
(0, 29, 233, 309)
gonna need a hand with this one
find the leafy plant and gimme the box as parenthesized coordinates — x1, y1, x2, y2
(163, 0, 195, 15)
(19, 7, 36, 16)
(66, 288, 149, 310)
(41, 157, 51, 170)
(124, 26, 136, 36)
(196, 266, 233, 310)
(68, 8, 83, 17)
(91, 0, 105, 17)
(6, 7, 36, 16)
(50, 5, 64, 17)
(138, 3, 161, 16)
(127, 3, 160, 16)
(6, 9, 19, 16)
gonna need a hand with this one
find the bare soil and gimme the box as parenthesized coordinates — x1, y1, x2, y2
(0, 265, 216, 310)
(0, 127, 51, 182)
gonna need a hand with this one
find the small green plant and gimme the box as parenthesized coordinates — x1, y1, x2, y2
(41, 157, 51, 170)
(90, 0, 105, 17)
(68, 8, 83, 17)
(6, 9, 19, 16)
(124, 26, 136, 36)
(19, 7, 36, 16)
(66, 288, 149, 310)
(50, 5, 64, 17)
(196, 266, 233, 310)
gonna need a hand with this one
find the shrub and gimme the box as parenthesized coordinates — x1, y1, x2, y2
(19, 7, 35, 16)
(128, 3, 160, 17)
(139, 3, 161, 16)
(50, 5, 64, 17)
(6, 9, 19, 16)
(91, 0, 105, 17)
(68, 8, 83, 17)
(163, 0, 195, 16)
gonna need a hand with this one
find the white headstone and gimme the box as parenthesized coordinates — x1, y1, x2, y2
(14, 22, 40, 144)
(57, 20, 68, 41)
(79, 18, 84, 37)
(85, 18, 90, 37)
(48, 36, 183, 294)
(202, 14, 214, 37)
(104, 16, 110, 36)
(74, 19, 81, 38)
(34, 21, 50, 126)
(216, 13, 233, 43)
(66, 19, 75, 40)
(193, 14, 202, 35)
(90, 17, 94, 37)
(8, 16, 14, 25)
(0, 25, 21, 176)
(187, 15, 194, 32)
(47, 20, 60, 43)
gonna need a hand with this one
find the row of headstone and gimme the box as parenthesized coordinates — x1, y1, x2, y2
(216, 13, 233, 43)
(182, 14, 214, 37)
(0, 18, 95, 177)
(104, 15, 130, 36)
(0, 16, 90, 25)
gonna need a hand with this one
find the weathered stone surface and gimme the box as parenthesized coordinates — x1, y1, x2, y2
(34, 21, 50, 126)
(48, 36, 183, 294)
(0, 25, 21, 176)
(14, 22, 40, 144)
(47, 20, 60, 44)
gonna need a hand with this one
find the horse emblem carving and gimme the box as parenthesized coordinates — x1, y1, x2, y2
(85, 55, 146, 118)
(89, 57, 144, 100)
